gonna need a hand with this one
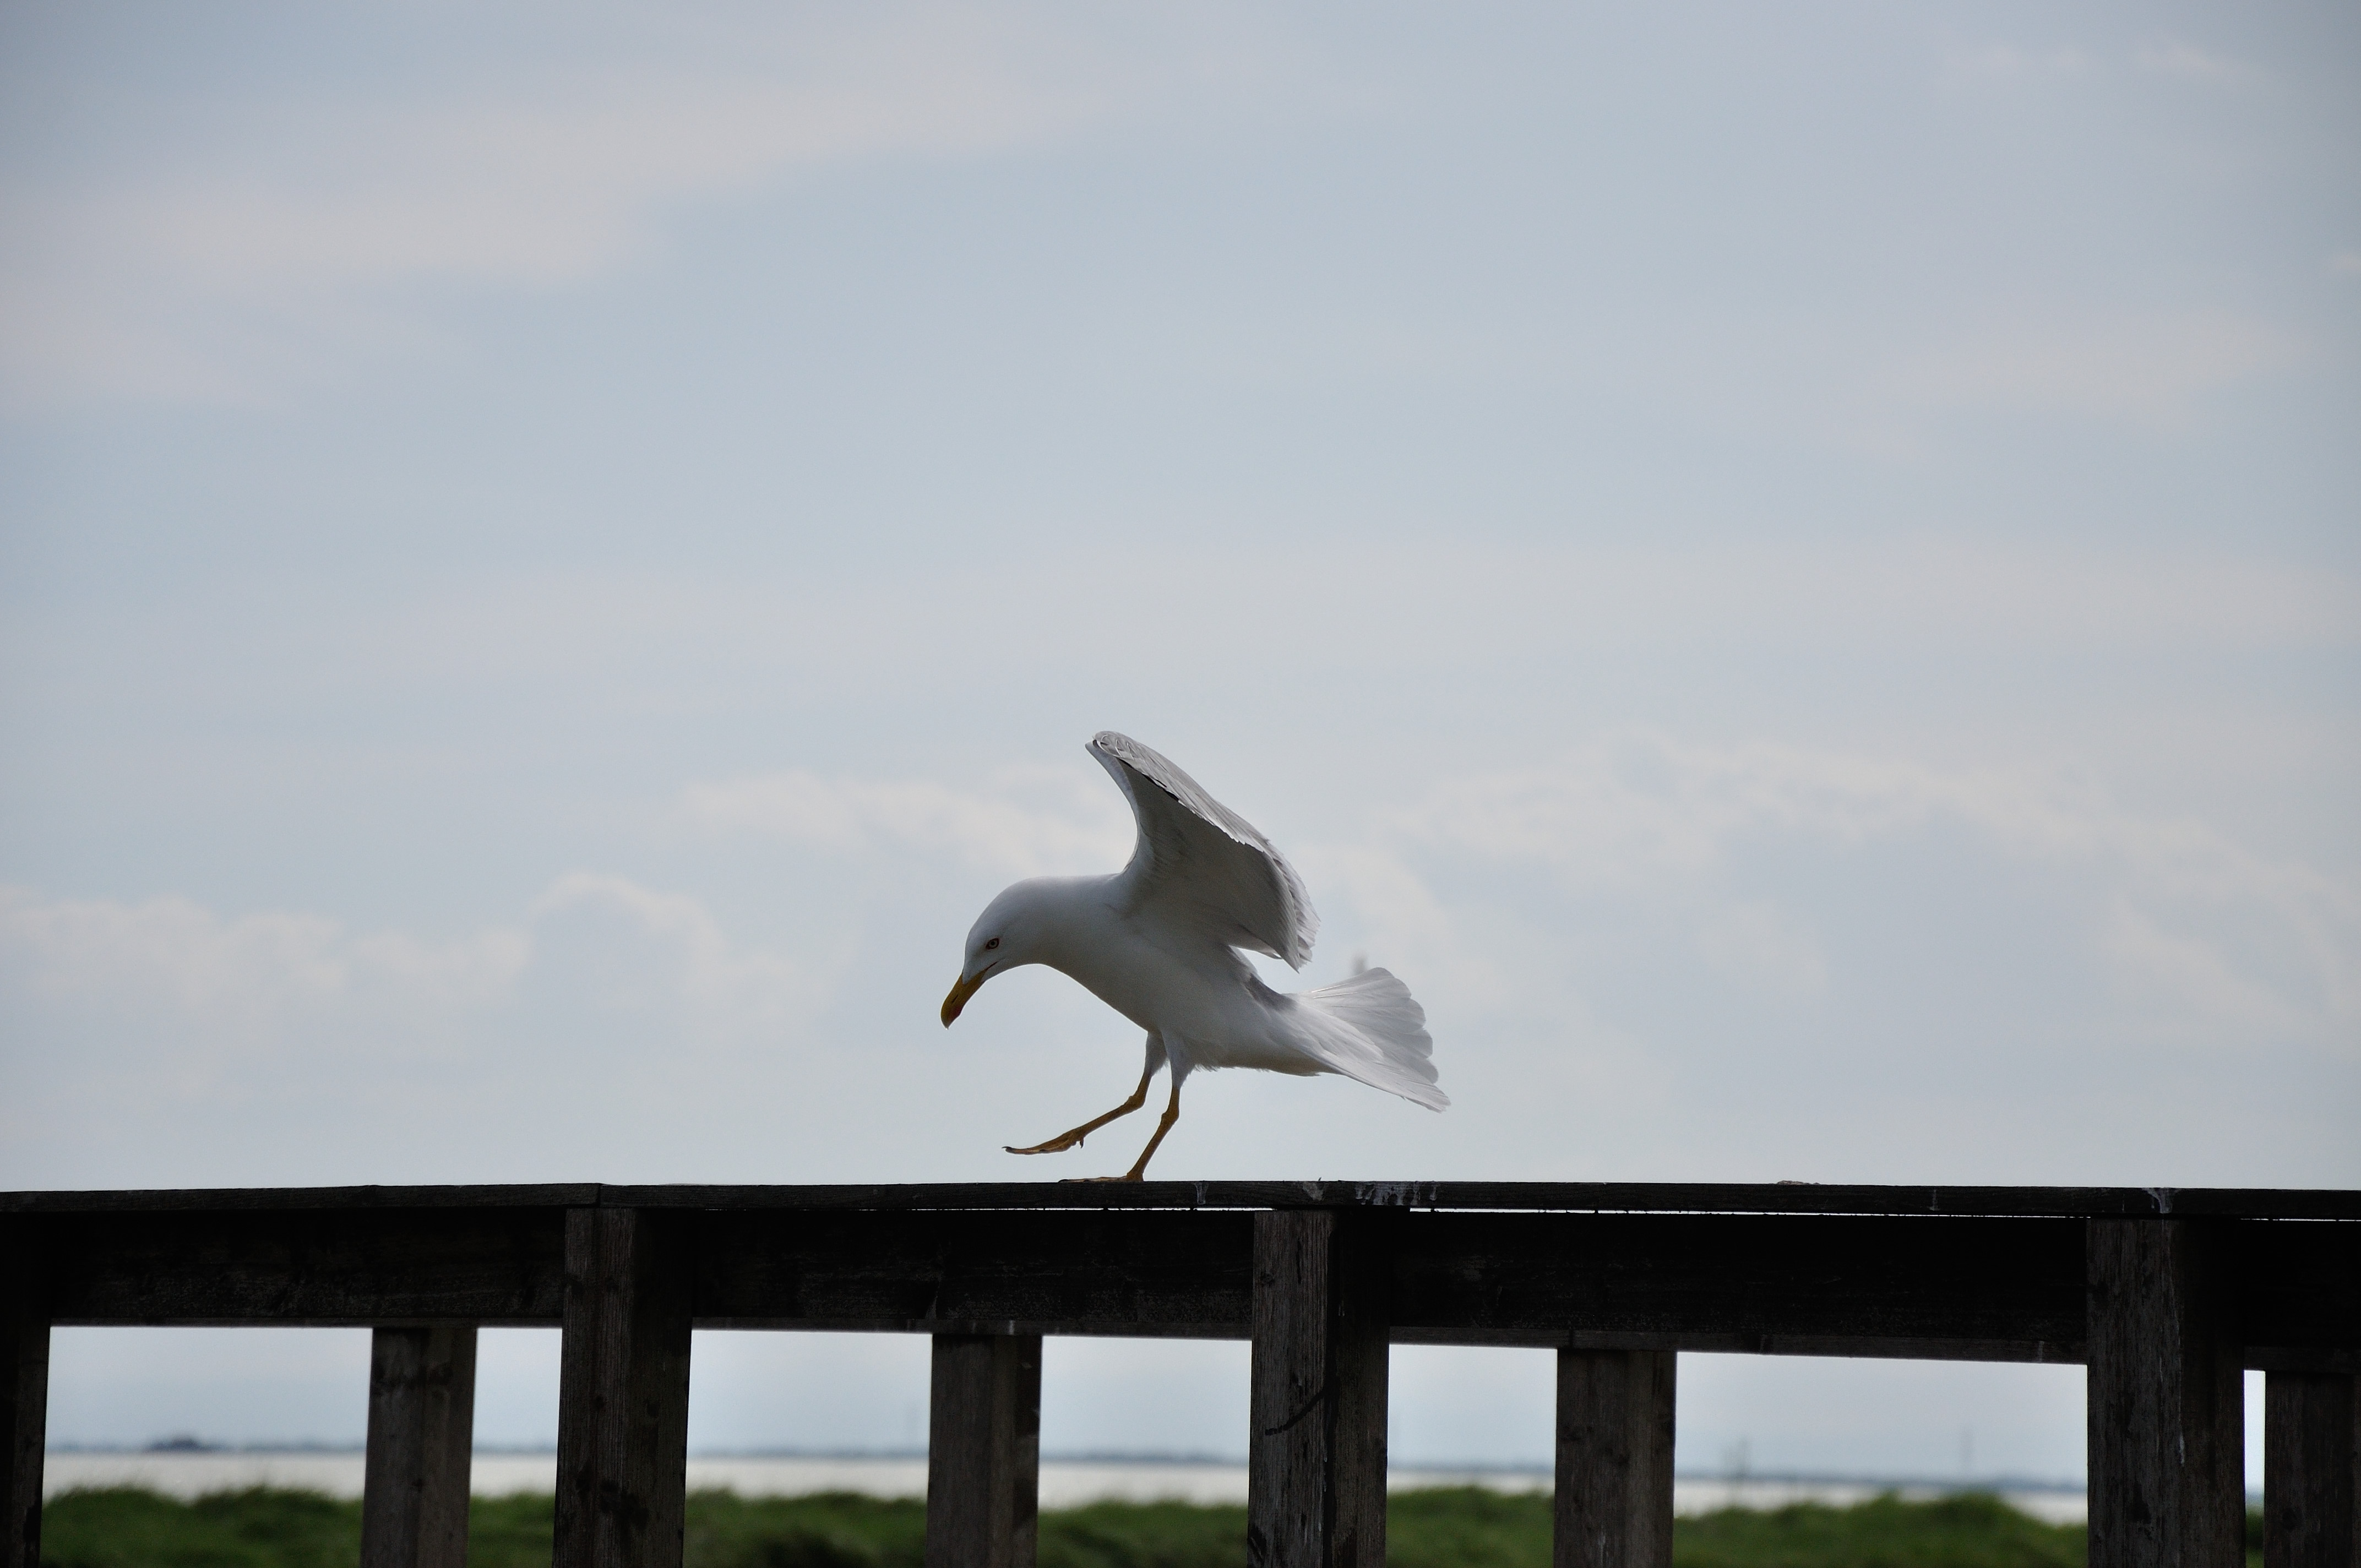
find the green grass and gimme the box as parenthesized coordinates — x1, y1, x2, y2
(1673, 1494, 2083, 1568)
(37, 1484, 2251, 1568)
(42, 1488, 365, 1568)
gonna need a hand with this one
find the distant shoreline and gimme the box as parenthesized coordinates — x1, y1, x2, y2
(41, 1449, 2102, 1521)
(43, 1442, 2087, 1493)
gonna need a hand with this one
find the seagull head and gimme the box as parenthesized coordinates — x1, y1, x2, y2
(941, 878, 1062, 1026)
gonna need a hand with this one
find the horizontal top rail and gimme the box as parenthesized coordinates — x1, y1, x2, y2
(5, 1180, 2358, 1219)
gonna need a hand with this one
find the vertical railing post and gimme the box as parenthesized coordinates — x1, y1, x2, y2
(1248, 1207, 1390, 1568)
(924, 1332, 1042, 1568)
(1554, 1349, 1676, 1568)
(554, 1208, 693, 1568)
(361, 1325, 479, 1568)
(2266, 1371, 2358, 1568)
(2087, 1218, 2245, 1568)
(2, 1227, 47, 1568)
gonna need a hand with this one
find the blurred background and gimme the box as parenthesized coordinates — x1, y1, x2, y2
(4, 0, 2354, 1489)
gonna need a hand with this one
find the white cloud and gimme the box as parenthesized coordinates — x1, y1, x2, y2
(2134, 40, 2262, 85)
(2099, 899, 2308, 1038)
(0, 11, 1159, 408)
(0, 886, 536, 1119)
(4, 728, 2354, 1196)
(1900, 311, 2303, 426)
(1296, 841, 1516, 1008)
(532, 872, 819, 1027)
(0, 886, 526, 1026)
(268, 541, 2356, 738)
(0, 872, 820, 1078)
(1380, 735, 2360, 1041)
(673, 733, 2357, 1044)
(683, 767, 1131, 877)
(1694, 900, 1827, 998)
(1947, 45, 2090, 84)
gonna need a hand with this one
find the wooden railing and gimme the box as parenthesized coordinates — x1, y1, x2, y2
(5, 1182, 2357, 1568)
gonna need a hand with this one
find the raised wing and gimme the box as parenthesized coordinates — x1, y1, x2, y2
(1090, 731, 1318, 968)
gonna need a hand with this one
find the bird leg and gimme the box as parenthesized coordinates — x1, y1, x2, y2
(1120, 1078, 1184, 1180)
(1004, 1058, 1155, 1156)
(1069, 1077, 1182, 1184)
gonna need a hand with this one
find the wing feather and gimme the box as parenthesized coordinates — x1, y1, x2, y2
(1090, 732, 1318, 968)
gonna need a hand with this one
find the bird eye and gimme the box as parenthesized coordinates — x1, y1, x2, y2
(983, 937, 1000, 950)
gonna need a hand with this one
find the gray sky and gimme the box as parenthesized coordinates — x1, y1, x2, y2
(4, 1, 2355, 1483)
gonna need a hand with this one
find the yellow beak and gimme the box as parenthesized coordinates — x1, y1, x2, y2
(941, 971, 985, 1027)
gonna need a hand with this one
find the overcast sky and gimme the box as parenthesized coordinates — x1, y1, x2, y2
(4, 0, 2354, 1485)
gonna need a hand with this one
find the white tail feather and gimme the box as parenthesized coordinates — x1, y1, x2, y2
(1291, 967, 1448, 1110)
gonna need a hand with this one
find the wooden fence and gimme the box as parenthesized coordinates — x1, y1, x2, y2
(4, 1182, 2358, 1568)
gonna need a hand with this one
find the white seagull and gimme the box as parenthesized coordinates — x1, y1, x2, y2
(941, 732, 1445, 1180)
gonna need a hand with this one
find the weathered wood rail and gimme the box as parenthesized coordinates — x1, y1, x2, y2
(4, 1182, 2358, 1568)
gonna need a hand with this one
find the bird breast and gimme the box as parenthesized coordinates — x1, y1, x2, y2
(1045, 912, 1254, 1038)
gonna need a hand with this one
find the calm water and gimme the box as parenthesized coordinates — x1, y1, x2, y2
(42, 1452, 2088, 1522)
